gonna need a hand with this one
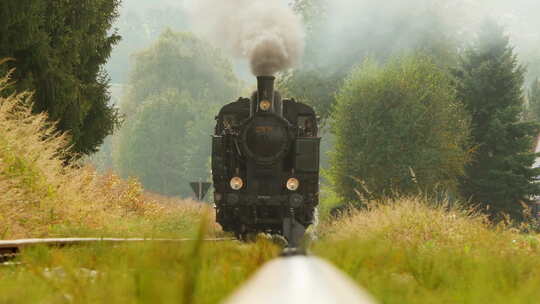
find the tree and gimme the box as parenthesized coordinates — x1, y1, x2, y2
(0, 0, 121, 156)
(115, 31, 239, 197)
(528, 78, 540, 121)
(455, 20, 540, 220)
(117, 90, 216, 196)
(121, 30, 239, 114)
(330, 56, 471, 203)
(279, 69, 343, 127)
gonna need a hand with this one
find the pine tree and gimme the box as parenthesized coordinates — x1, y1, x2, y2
(456, 20, 540, 220)
(0, 0, 121, 156)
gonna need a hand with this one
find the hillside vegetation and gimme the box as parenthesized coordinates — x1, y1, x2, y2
(0, 73, 213, 239)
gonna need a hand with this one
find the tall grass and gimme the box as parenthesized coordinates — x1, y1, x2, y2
(0, 70, 213, 239)
(314, 197, 540, 303)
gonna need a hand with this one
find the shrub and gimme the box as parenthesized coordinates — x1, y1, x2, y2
(330, 56, 471, 203)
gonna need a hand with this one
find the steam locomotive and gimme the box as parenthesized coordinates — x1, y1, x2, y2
(211, 76, 320, 246)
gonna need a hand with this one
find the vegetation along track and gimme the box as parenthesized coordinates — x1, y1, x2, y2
(0, 237, 235, 263)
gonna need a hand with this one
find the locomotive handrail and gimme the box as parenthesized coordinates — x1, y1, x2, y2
(224, 255, 377, 304)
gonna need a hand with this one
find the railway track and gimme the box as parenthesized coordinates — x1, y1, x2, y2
(0, 237, 234, 263)
(225, 254, 376, 304)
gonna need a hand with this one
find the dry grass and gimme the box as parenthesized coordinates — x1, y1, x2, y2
(322, 197, 515, 248)
(0, 71, 213, 239)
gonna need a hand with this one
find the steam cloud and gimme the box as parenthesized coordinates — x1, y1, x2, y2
(186, 0, 305, 76)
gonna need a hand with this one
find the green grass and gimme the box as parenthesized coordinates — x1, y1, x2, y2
(317, 186, 343, 220)
(314, 237, 540, 303)
(0, 240, 279, 304)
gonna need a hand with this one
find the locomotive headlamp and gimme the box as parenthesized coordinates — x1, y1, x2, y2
(260, 100, 272, 111)
(286, 178, 300, 191)
(230, 177, 244, 190)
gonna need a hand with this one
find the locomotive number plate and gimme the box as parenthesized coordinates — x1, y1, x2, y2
(255, 126, 273, 134)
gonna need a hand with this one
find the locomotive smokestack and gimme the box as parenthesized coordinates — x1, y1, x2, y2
(256, 76, 276, 114)
(257, 76, 275, 104)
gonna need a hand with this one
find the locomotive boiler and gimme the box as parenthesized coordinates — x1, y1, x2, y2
(211, 76, 320, 246)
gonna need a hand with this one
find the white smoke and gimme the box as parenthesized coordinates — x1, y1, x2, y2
(185, 0, 305, 76)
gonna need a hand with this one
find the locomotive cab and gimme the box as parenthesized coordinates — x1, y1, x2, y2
(212, 76, 320, 246)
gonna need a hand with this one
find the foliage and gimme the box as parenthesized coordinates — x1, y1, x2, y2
(279, 69, 344, 126)
(116, 31, 239, 197)
(0, 0, 121, 156)
(116, 90, 217, 196)
(122, 30, 239, 113)
(330, 56, 471, 203)
(0, 71, 211, 240)
(455, 20, 540, 220)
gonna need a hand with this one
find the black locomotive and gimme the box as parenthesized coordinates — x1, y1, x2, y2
(211, 76, 320, 246)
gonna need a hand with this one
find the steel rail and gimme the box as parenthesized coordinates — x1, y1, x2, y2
(225, 255, 377, 304)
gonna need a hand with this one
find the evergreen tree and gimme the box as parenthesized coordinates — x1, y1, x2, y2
(0, 0, 121, 155)
(456, 20, 540, 220)
(528, 78, 540, 121)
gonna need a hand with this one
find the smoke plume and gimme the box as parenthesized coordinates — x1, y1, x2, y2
(186, 0, 305, 76)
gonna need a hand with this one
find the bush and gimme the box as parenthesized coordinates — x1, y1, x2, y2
(330, 56, 471, 203)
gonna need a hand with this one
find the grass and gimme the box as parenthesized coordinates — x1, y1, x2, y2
(313, 197, 540, 303)
(0, 240, 280, 304)
(3, 197, 540, 304)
